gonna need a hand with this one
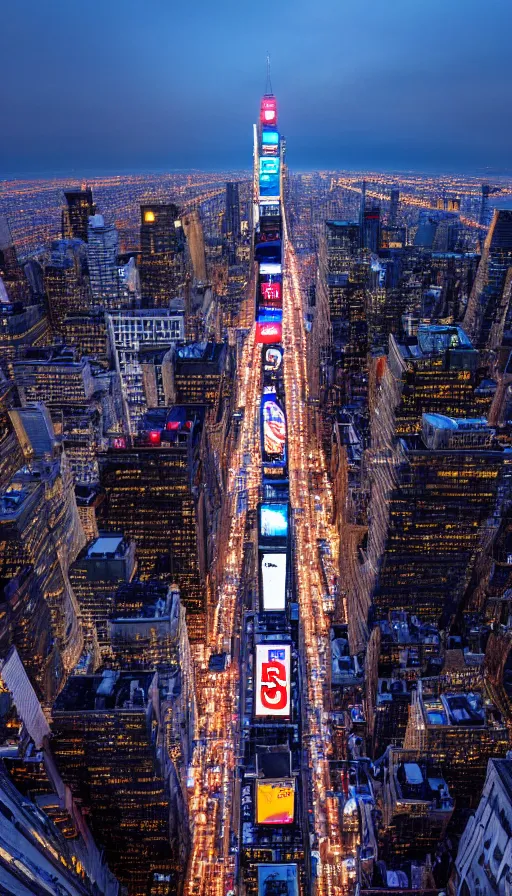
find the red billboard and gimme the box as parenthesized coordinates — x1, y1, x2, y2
(260, 281, 282, 306)
(260, 96, 277, 127)
(255, 643, 291, 717)
(257, 321, 282, 344)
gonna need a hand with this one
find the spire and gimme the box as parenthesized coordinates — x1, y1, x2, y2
(265, 53, 273, 96)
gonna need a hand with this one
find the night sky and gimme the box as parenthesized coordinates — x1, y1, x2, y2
(2, 0, 511, 177)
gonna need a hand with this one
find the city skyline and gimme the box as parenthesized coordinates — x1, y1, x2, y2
(2, 0, 512, 176)
(2, 10, 512, 893)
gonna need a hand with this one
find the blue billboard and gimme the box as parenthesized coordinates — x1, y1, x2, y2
(262, 129, 279, 146)
(260, 503, 288, 538)
(259, 158, 280, 197)
(261, 129, 279, 155)
(257, 307, 283, 323)
(258, 864, 298, 896)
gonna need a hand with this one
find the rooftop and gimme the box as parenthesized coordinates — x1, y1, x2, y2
(53, 670, 155, 713)
(112, 580, 173, 621)
(398, 324, 474, 361)
(86, 534, 124, 559)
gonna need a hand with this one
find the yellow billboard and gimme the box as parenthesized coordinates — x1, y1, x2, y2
(256, 779, 295, 825)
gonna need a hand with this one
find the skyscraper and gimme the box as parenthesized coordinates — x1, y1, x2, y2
(373, 414, 507, 627)
(0, 215, 29, 305)
(389, 187, 399, 226)
(98, 411, 205, 641)
(226, 182, 241, 263)
(139, 203, 185, 307)
(87, 214, 120, 307)
(464, 209, 512, 352)
(44, 238, 91, 333)
(62, 187, 95, 242)
(52, 670, 181, 895)
(362, 203, 381, 253)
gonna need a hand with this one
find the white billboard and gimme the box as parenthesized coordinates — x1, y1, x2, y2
(255, 643, 291, 717)
(261, 552, 287, 611)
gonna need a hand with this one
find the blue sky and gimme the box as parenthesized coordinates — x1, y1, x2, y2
(1, 0, 511, 176)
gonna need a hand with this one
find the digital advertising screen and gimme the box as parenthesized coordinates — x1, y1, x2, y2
(257, 307, 283, 324)
(263, 345, 283, 373)
(260, 280, 282, 305)
(255, 643, 291, 717)
(259, 262, 282, 276)
(260, 97, 278, 126)
(256, 779, 295, 825)
(258, 864, 298, 896)
(261, 551, 287, 610)
(262, 129, 279, 146)
(261, 393, 286, 461)
(260, 503, 288, 538)
(256, 321, 282, 344)
(260, 202, 280, 218)
(259, 158, 280, 197)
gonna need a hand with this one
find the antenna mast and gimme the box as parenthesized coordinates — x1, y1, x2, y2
(265, 53, 273, 95)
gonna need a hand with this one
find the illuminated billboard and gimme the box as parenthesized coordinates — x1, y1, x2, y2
(260, 280, 282, 306)
(263, 345, 283, 373)
(260, 202, 280, 218)
(256, 321, 282, 344)
(262, 129, 279, 147)
(255, 643, 291, 717)
(261, 552, 287, 610)
(259, 262, 281, 276)
(259, 158, 280, 198)
(260, 96, 277, 127)
(256, 779, 295, 825)
(261, 392, 286, 462)
(257, 307, 282, 323)
(260, 504, 288, 538)
(258, 864, 298, 896)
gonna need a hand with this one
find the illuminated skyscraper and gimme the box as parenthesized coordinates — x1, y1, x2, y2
(373, 414, 507, 627)
(98, 410, 205, 641)
(0, 447, 85, 700)
(62, 187, 95, 242)
(87, 214, 120, 307)
(44, 238, 91, 333)
(139, 203, 185, 307)
(464, 209, 512, 351)
(52, 670, 181, 895)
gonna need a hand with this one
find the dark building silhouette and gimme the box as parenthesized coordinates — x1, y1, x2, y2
(62, 188, 95, 242)
(225, 182, 241, 263)
(62, 187, 96, 243)
(389, 187, 399, 226)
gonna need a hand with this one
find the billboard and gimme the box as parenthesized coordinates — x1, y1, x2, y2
(259, 158, 280, 198)
(257, 321, 282, 344)
(260, 202, 280, 218)
(258, 864, 298, 896)
(260, 96, 277, 127)
(257, 307, 282, 323)
(261, 393, 286, 461)
(256, 779, 295, 825)
(260, 504, 288, 539)
(262, 129, 279, 149)
(255, 643, 291, 717)
(260, 280, 282, 306)
(259, 262, 281, 276)
(261, 551, 287, 611)
(263, 345, 283, 374)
